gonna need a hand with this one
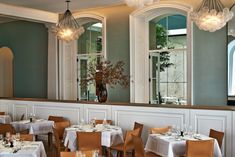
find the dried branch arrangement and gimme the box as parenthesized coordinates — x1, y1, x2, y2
(81, 59, 129, 88)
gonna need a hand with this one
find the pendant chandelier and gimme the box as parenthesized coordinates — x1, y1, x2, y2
(53, 0, 84, 42)
(125, 0, 158, 8)
(191, 0, 234, 32)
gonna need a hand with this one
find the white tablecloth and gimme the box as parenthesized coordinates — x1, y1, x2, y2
(0, 115, 12, 124)
(64, 124, 124, 151)
(0, 141, 46, 157)
(145, 134, 222, 157)
(11, 119, 54, 135)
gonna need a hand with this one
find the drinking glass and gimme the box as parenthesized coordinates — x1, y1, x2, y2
(0, 134, 3, 140)
(16, 133, 20, 141)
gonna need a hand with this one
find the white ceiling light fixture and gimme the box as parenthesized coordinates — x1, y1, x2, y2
(125, 0, 159, 8)
(52, 0, 84, 42)
(191, 0, 234, 32)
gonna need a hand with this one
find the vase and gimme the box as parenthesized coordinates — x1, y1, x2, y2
(97, 83, 108, 103)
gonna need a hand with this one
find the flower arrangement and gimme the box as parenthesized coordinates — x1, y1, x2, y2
(81, 59, 129, 88)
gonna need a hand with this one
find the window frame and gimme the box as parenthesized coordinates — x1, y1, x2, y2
(129, 2, 193, 105)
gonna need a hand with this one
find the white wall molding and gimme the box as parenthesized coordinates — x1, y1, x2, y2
(0, 3, 58, 23)
(190, 109, 232, 157)
(0, 99, 235, 157)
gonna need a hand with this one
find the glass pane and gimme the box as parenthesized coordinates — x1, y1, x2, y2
(78, 21, 102, 54)
(78, 55, 103, 101)
(149, 14, 187, 105)
(149, 14, 187, 50)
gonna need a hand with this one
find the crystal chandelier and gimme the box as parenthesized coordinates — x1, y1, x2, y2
(125, 0, 158, 8)
(191, 0, 234, 32)
(53, 0, 84, 42)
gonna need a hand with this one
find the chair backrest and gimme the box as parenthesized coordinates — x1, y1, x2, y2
(186, 139, 214, 157)
(150, 126, 171, 134)
(60, 152, 76, 157)
(132, 135, 145, 157)
(20, 114, 25, 120)
(95, 119, 112, 125)
(76, 132, 102, 155)
(124, 128, 141, 148)
(48, 115, 65, 122)
(0, 112, 5, 115)
(19, 134, 34, 141)
(133, 122, 144, 137)
(209, 129, 224, 149)
(54, 120, 71, 140)
(60, 151, 95, 157)
(0, 124, 15, 135)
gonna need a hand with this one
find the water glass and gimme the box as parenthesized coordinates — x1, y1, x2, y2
(16, 133, 20, 141)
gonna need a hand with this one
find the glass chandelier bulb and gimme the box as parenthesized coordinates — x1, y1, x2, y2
(52, 1, 84, 42)
(125, 0, 158, 8)
(191, 0, 234, 32)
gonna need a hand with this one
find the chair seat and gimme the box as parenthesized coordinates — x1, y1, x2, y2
(111, 143, 134, 151)
(145, 151, 161, 157)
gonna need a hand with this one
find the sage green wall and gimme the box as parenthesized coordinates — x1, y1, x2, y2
(0, 20, 48, 98)
(193, 26, 227, 106)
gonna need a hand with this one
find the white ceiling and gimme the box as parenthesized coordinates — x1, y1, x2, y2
(0, 0, 124, 13)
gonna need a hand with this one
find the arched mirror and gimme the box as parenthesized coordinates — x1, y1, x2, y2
(228, 4, 235, 105)
(75, 15, 106, 101)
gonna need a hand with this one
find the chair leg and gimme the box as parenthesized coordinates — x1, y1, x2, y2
(132, 150, 135, 157)
(48, 132, 53, 148)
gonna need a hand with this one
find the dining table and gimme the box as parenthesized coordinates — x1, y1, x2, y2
(11, 119, 54, 135)
(64, 124, 124, 151)
(145, 133, 222, 157)
(0, 115, 12, 124)
(0, 141, 46, 157)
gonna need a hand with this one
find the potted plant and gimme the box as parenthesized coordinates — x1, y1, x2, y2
(81, 59, 129, 102)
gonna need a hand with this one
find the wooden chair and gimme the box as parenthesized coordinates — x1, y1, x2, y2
(95, 119, 112, 125)
(53, 127, 69, 157)
(54, 120, 71, 140)
(133, 122, 144, 137)
(149, 126, 171, 134)
(60, 151, 95, 157)
(110, 128, 140, 157)
(0, 124, 15, 134)
(186, 139, 214, 157)
(0, 112, 5, 115)
(19, 134, 34, 141)
(20, 114, 25, 120)
(48, 115, 66, 147)
(209, 129, 224, 149)
(76, 132, 102, 156)
(132, 135, 160, 157)
(48, 115, 65, 122)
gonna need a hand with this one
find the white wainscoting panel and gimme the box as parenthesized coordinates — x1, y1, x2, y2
(33, 102, 83, 124)
(84, 104, 112, 124)
(190, 109, 232, 157)
(0, 99, 10, 114)
(1, 99, 235, 157)
(112, 105, 190, 143)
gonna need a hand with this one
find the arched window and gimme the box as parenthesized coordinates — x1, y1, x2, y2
(130, 2, 192, 105)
